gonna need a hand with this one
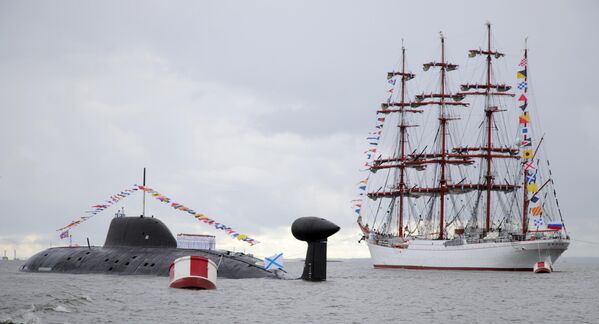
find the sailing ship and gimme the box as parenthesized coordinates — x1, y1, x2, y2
(355, 23, 569, 271)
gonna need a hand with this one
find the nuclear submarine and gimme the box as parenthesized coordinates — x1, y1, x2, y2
(21, 216, 284, 279)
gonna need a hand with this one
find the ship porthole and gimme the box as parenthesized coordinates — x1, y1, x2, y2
(125, 262, 130, 266)
(67, 257, 71, 260)
(77, 257, 82, 261)
(108, 267, 113, 271)
(150, 263, 155, 267)
(114, 260, 119, 263)
(105, 258, 109, 262)
(144, 263, 148, 267)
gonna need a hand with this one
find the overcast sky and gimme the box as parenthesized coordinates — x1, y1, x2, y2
(1, 0, 597, 259)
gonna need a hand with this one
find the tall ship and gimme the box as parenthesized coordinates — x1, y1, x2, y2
(355, 23, 569, 271)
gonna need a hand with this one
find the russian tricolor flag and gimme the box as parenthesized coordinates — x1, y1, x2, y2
(547, 223, 563, 230)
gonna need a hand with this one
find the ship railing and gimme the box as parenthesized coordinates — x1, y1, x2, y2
(443, 238, 466, 247)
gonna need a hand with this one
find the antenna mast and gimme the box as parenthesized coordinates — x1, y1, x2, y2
(142, 167, 146, 217)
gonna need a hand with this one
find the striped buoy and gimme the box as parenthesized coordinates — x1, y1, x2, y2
(533, 258, 552, 274)
(169, 256, 217, 289)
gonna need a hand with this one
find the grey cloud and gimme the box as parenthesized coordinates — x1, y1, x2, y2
(0, 0, 597, 257)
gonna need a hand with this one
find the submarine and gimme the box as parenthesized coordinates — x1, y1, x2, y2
(21, 215, 284, 279)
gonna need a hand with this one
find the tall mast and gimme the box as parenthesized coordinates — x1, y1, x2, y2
(439, 33, 447, 240)
(369, 44, 419, 237)
(398, 44, 407, 238)
(459, 23, 518, 234)
(484, 22, 493, 233)
(370, 33, 483, 240)
(370, 31, 522, 239)
(521, 39, 529, 236)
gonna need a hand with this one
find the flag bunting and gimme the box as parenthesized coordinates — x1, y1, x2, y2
(56, 185, 260, 246)
(139, 185, 259, 246)
(517, 52, 547, 227)
(56, 185, 140, 233)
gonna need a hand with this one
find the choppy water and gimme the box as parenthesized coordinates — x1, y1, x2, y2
(1, 258, 598, 323)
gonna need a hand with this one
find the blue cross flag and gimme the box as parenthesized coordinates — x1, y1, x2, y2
(517, 81, 528, 90)
(264, 253, 284, 271)
(533, 217, 545, 228)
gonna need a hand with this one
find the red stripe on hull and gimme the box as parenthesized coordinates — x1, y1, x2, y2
(189, 256, 209, 277)
(169, 276, 216, 289)
(374, 264, 531, 271)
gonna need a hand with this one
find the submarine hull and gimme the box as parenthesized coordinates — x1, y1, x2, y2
(21, 246, 278, 279)
(21, 216, 282, 279)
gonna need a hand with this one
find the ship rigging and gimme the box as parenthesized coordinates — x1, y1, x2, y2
(355, 23, 569, 271)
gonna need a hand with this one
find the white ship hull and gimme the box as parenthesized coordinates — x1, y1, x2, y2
(367, 238, 569, 271)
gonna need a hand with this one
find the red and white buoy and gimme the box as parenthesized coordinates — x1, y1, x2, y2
(533, 259, 553, 274)
(169, 256, 217, 289)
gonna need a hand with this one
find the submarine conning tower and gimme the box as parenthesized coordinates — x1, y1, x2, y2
(291, 217, 340, 281)
(104, 216, 177, 248)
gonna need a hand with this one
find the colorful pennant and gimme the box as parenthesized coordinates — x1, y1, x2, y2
(518, 57, 528, 67)
(518, 52, 546, 228)
(353, 75, 398, 215)
(60, 230, 69, 239)
(527, 183, 539, 193)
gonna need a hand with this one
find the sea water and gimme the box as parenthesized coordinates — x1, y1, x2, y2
(1, 258, 598, 323)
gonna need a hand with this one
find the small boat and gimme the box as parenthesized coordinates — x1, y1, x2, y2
(533, 259, 552, 273)
(169, 256, 217, 289)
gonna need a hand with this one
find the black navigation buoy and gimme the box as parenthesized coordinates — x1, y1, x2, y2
(291, 217, 340, 281)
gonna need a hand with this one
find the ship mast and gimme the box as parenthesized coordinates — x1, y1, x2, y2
(438, 34, 448, 240)
(484, 23, 493, 233)
(370, 45, 419, 237)
(398, 44, 407, 238)
(521, 39, 529, 236)
(369, 34, 472, 240)
(459, 23, 518, 233)
(368, 29, 520, 239)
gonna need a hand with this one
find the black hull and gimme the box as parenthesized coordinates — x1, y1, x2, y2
(21, 246, 278, 279)
(21, 216, 280, 279)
